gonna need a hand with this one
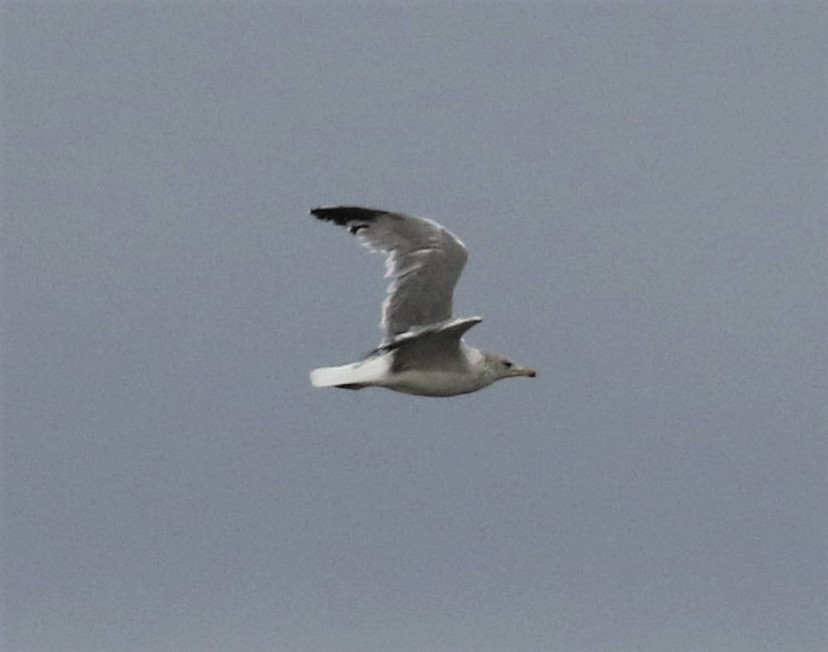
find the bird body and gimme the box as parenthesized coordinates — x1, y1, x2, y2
(311, 326, 494, 397)
(308, 206, 535, 397)
(311, 350, 489, 397)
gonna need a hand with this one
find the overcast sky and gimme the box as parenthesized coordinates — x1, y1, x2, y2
(3, 3, 826, 652)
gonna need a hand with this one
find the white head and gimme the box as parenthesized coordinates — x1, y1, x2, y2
(481, 352, 537, 384)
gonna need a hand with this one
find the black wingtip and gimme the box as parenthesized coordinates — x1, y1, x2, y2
(310, 205, 388, 227)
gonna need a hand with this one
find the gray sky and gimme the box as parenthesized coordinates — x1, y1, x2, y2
(3, 3, 826, 651)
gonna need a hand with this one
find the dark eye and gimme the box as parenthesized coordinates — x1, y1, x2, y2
(503, 360, 513, 368)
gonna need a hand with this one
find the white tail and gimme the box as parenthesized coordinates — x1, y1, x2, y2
(310, 354, 392, 389)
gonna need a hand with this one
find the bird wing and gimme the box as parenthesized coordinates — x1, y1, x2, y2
(379, 317, 483, 372)
(311, 206, 469, 342)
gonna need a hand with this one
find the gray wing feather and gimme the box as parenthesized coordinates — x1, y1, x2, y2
(311, 206, 468, 341)
(382, 317, 482, 372)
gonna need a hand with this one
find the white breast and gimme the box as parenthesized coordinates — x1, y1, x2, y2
(384, 345, 493, 397)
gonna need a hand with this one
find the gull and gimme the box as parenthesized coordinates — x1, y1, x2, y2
(308, 206, 536, 397)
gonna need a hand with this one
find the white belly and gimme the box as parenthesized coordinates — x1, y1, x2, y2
(384, 368, 491, 397)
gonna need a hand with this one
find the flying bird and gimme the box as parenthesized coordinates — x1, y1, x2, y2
(308, 206, 536, 397)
